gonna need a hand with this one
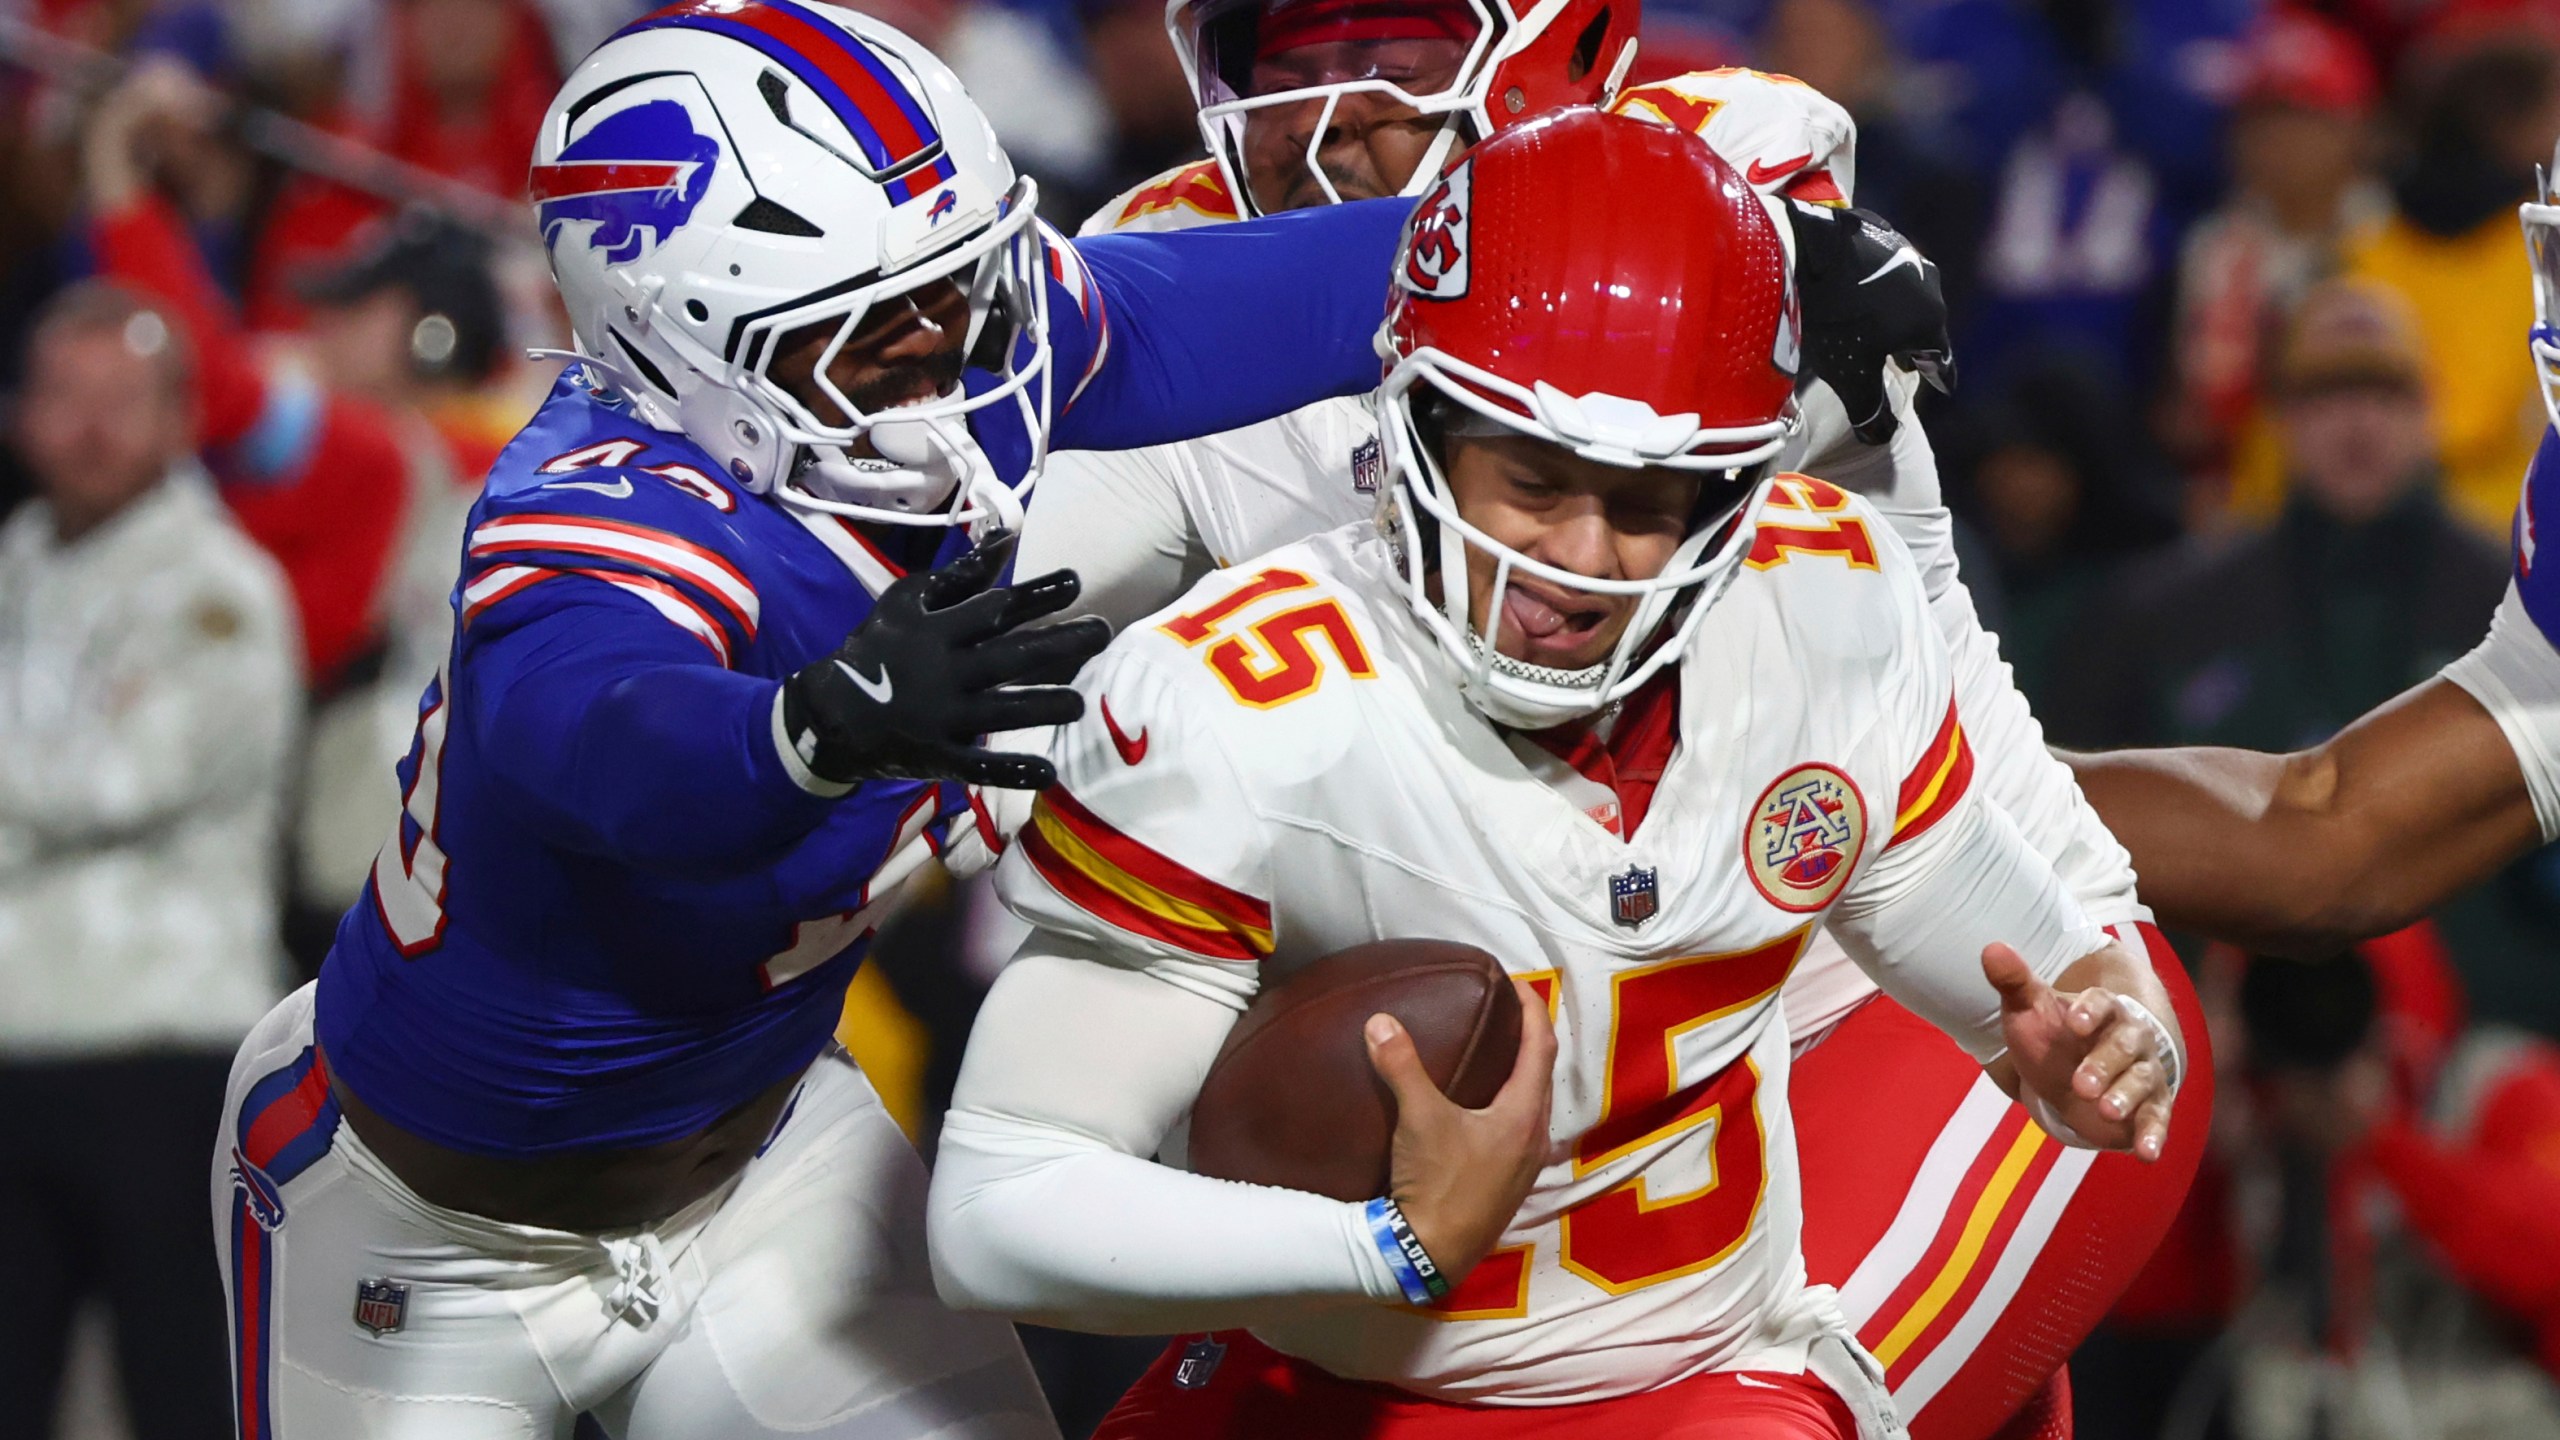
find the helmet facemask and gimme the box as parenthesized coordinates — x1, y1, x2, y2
(714, 177, 1052, 530)
(1379, 346, 1795, 731)
(1171, 0, 1507, 216)
(2524, 154, 2560, 433)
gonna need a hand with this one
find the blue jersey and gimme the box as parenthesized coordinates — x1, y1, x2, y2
(315, 201, 1409, 1156)
(2519, 426, 2560, 650)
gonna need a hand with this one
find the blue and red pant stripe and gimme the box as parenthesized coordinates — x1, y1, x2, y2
(227, 1045, 341, 1440)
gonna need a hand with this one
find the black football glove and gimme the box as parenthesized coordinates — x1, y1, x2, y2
(1786, 200, 1956, 446)
(781, 529, 1111, 791)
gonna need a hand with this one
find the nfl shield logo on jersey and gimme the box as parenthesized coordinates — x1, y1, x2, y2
(1173, 1336, 1227, 1390)
(353, 1278, 409, 1337)
(1610, 866, 1659, 928)
(1352, 437, 1383, 494)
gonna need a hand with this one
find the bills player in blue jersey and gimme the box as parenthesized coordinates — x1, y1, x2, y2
(209, 4, 1417, 1436)
(2060, 147, 2560, 955)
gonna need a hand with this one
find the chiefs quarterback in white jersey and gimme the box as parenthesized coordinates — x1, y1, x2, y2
(931, 112, 2185, 1440)
(1009, 3, 2209, 1436)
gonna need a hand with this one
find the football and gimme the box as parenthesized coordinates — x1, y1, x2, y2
(1186, 938, 1522, 1202)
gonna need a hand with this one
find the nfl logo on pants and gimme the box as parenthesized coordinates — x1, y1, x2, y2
(1611, 866, 1658, 928)
(353, 1278, 409, 1337)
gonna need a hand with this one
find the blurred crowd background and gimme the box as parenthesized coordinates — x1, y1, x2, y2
(7, 0, 2560, 1436)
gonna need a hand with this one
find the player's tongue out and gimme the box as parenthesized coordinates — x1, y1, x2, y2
(1499, 582, 1611, 667)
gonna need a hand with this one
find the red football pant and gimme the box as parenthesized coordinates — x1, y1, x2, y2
(1093, 1331, 1858, 1439)
(1796, 921, 2211, 1440)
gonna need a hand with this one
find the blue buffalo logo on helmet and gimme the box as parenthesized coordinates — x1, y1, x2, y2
(532, 99, 721, 266)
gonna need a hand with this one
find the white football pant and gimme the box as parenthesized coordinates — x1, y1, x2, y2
(214, 983, 1058, 1440)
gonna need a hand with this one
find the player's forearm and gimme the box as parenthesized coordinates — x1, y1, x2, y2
(929, 946, 1398, 1331)
(929, 1108, 1399, 1333)
(1057, 198, 1406, 451)
(473, 615, 837, 871)
(1833, 794, 2103, 1060)
(2063, 679, 2537, 953)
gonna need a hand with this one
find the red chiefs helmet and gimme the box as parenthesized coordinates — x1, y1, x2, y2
(1166, 0, 1638, 215)
(1378, 106, 1801, 728)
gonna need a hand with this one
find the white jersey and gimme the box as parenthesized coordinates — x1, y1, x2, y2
(965, 511, 2100, 1402)
(1023, 68, 2143, 1049)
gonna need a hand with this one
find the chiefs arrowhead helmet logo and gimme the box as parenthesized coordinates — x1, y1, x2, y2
(1399, 161, 1473, 300)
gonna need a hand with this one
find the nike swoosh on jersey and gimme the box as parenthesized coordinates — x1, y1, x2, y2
(837, 660, 893, 704)
(541, 477, 635, 499)
(1101, 696, 1148, 766)
(1746, 152, 1814, 186)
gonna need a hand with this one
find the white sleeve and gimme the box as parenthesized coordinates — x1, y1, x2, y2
(1792, 371, 2148, 924)
(1823, 536, 2106, 1060)
(929, 940, 1401, 1333)
(1828, 788, 2106, 1060)
(2441, 583, 2560, 841)
(1020, 444, 1215, 632)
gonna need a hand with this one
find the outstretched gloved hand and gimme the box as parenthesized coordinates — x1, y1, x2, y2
(782, 529, 1111, 791)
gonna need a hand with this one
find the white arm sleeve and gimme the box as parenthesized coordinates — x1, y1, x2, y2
(1020, 444, 1215, 632)
(2440, 583, 2560, 842)
(1794, 371, 2148, 923)
(929, 940, 1401, 1333)
(1829, 788, 2107, 1061)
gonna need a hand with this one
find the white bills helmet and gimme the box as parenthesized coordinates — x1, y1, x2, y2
(533, 0, 1048, 528)
(2525, 139, 2560, 431)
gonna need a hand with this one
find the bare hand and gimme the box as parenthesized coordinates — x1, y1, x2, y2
(1983, 942, 2175, 1160)
(83, 57, 223, 211)
(1366, 979, 1556, 1290)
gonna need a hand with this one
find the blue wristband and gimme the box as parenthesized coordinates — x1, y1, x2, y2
(1364, 1196, 1450, 1306)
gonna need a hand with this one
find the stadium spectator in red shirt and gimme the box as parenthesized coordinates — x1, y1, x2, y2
(81, 59, 411, 693)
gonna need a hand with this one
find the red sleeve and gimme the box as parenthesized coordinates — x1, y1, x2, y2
(91, 196, 409, 685)
(242, 178, 382, 335)
(2366, 1120, 2560, 1325)
(219, 395, 410, 687)
(88, 194, 268, 447)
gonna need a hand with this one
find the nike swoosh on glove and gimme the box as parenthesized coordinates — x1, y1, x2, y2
(1786, 200, 1956, 445)
(781, 529, 1113, 791)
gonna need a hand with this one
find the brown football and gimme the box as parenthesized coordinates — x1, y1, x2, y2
(1186, 938, 1521, 1203)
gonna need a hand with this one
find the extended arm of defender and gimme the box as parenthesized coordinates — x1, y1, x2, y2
(2064, 580, 2560, 954)
(929, 939, 1401, 1333)
(1053, 198, 1408, 451)
(2064, 681, 2539, 955)
(465, 597, 840, 873)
